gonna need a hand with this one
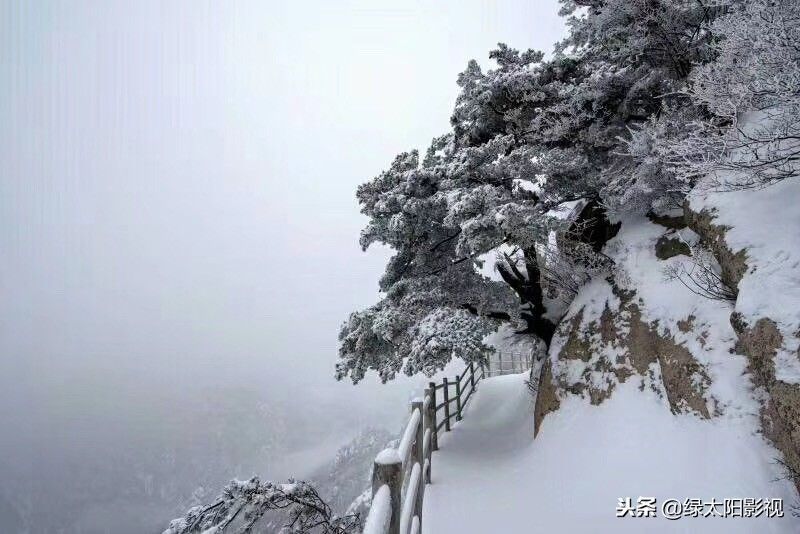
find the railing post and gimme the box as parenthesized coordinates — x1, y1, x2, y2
(411, 400, 425, 530)
(427, 382, 438, 452)
(372, 450, 402, 534)
(469, 361, 475, 391)
(443, 377, 451, 431)
(455, 377, 462, 421)
(423, 388, 434, 483)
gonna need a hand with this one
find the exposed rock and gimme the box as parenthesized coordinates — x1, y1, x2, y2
(598, 304, 617, 345)
(540, 281, 712, 428)
(769, 382, 800, 490)
(624, 303, 660, 376)
(647, 210, 687, 230)
(732, 315, 782, 384)
(684, 202, 748, 291)
(558, 310, 593, 363)
(656, 333, 712, 418)
(624, 304, 711, 418)
(731, 314, 800, 491)
(534, 359, 560, 438)
(677, 315, 695, 333)
(687, 203, 800, 491)
(555, 308, 625, 405)
(655, 235, 691, 260)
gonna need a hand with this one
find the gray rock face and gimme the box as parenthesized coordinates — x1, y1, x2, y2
(683, 202, 748, 292)
(533, 359, 559, 438)
(654, 235, 691, 260)
(732, 315, 800, 491)
(685, 199, 800, 492)
(535, 277, 712, 436)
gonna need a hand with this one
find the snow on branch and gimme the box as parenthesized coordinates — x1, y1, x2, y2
(666, 0, 800, 191)
(662, 246, 736, 302)
(163, 478, 361, 534)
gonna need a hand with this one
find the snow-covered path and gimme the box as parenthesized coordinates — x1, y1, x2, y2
(422, 373, 536, 533)
(422, 372, 800, 533)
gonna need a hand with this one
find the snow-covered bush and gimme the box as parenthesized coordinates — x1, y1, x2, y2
(663, 245, 737, 302)
(666, 0, 800, 190)
(163, 478, 360, 534)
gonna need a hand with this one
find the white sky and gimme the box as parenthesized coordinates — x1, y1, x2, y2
(0, 0, 566, 477)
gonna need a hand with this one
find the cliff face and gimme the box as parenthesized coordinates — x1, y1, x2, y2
(730, 315, 800, 488)
(522, 210, 799, 530)
(534, 179, 800, 490)
(684, 179, 800, 490)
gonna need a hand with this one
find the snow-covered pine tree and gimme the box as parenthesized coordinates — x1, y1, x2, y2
(337, 0, 731, 384)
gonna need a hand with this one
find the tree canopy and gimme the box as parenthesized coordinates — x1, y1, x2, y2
(337, 0, 799, 384)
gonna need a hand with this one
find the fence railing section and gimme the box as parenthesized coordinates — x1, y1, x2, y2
(484, 350, 535, 378)
(363, 350, 534, 534)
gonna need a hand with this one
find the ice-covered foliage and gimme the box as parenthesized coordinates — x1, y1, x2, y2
(165, 428, 394, 534)
(339, 0, 742, 383)
(667, 0, 800, 190)
(336, 275, 511, 383)
(164, 478, 360, 534)
(574, 0, 723, 212)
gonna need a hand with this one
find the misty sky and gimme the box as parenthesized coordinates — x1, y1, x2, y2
(0, 0, 566, 507)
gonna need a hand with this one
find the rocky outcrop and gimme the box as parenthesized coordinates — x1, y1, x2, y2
(686, 200, 800, 490)
(683, 202, 748, 291)
(647, 210, 687, 230)
(769, 383, 800, 487)
(626, 303, 711, 418)
(731, 315, 782, 384)
(654, 235, 691, 260)
(535, 278, 712, 435)
(731, 314, 800, 490)
(533, 359, 560, 438)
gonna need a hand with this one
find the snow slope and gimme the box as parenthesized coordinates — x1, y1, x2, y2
(423, 372, 800, 533)
(689, 177, 800, 384)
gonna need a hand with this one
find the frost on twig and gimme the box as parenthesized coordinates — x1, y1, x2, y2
(773, 458, 800, 518)
(663, 246, 736, 302)
(665, 0, 800, 191)
(538, 224, 613, 303)
(164, 478, 361, 534)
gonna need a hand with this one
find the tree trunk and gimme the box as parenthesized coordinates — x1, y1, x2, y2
(497, 249, 556, 347)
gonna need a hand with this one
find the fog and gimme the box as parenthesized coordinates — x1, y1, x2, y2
(0, 1, 565, 531)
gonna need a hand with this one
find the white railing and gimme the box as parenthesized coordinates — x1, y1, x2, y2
(483, 350, 535, 377)
(362, 351, 535, 534)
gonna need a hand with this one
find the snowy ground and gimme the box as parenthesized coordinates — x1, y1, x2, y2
(689, 176, 800, 384)
(423, 372, 800, 533)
